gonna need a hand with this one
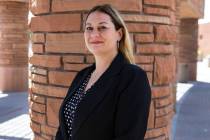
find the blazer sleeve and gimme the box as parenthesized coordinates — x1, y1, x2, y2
(113, 69, 151, 140)
(55, 126, 63, 140)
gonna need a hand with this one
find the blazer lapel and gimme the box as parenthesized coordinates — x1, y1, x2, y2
(72, 52, 128, 137)
(65, 66, 94, 100)
(59, 64, 95, 139)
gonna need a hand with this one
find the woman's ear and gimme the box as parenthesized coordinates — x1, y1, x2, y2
(117, 28, 123, 41)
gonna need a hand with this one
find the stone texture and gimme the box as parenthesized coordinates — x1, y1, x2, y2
(29, 54, 61, 68)
(31, 94, 45, 104)
(48, 71, 76, 86)
(30, 101, 46, 113)
(32, 83, 68, 98)
(86, 55, 95, 63)
(146, 72, 153, 85)
(52, 0, 142, 12)
(32, 44, 44, 53)
(135, 55, 154, 64)
(122, 14, 171, 24)
(30, 111, 46, 124)
(155, 114, 170, 128)
(154, 56, 176, 85)
(47, 98, 63, 127)
(31, 73, 47, 84)
(155, 95, 173, 108)
(151, 86, 172, 99)
(179, 0, 204, 18)
(137, 44, 174, 54)
(64, 63, 90, 71)
(126, 23, 153, 33)
(156, 104, 173, 117)
(155, 25, 177, 43)
(34, 134, 49, 140)
(144, 7, 171, 16)
(29, 0, 50, 15)
(144, 0, 173, 8)
(45, 33, 86, 54)
(31, 67, 47, 75)
(30, 121, 41, 134)
(31, 33, 45, 43)
(63, 55, 85, 63)
(30, 14, 81, 32)
(47, 86, 69, 98)
(135, 33, 154, 43)
(138, 64, 153, 72)
(145, 127, 166, 139)
(41, 125, 57, 136)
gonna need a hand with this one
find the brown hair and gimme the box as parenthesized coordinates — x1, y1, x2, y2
(84, 4, 135, 64)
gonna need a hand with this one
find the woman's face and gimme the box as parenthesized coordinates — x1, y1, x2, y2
(84, 11, 122, 56)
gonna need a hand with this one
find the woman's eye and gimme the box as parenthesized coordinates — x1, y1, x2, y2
(86, 27, 93, 31)
(98, 26, 107, 31)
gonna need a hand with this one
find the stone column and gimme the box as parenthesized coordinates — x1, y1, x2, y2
(177, 0, 204, 82)
(178, 19, 198, 82)
(0, 1, 28, 92)
(29, 0, 177, 139)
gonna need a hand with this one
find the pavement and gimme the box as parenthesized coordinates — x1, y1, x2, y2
(0, 58, 209, 140)
(0, 92, 33, 140)
(172, 57, 210, 140)
(172, 82, 210, 140)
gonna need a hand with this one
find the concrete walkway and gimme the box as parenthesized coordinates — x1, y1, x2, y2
(172, 82, 210, 140)
(0, 92, 33, 140)
(172, 58, 210, 140)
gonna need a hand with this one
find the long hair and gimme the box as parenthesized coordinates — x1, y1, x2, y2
(84, 4, 135, 64)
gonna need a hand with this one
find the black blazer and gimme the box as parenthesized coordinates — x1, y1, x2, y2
(56, 52, 151, 140)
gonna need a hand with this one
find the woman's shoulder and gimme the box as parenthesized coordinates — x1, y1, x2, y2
(121, 63, 146, 77)
(117, 63, 151, 97)
(117, 63, 148, 87)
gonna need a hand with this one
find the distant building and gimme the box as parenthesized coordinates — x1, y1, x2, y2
(198, 23, 210, 59)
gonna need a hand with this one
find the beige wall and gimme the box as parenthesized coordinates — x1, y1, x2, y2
(198, 23, 210, 58)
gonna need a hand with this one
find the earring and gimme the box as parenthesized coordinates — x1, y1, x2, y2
(117, 41, 120, 49)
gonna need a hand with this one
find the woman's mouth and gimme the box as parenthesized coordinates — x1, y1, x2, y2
(90, 41, 104, 44)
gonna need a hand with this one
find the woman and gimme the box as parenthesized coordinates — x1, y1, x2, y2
(56, 4, 151, 140)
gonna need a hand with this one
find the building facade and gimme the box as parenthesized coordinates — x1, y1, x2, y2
(198, 23, 210, 59)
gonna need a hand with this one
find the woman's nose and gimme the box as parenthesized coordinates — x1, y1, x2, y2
(90, 29, 101, 37)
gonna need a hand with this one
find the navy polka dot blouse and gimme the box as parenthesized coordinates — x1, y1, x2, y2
(63, 73, 92, 138)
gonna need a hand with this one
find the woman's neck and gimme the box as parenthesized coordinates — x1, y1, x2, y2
(93, 51, 118, 76)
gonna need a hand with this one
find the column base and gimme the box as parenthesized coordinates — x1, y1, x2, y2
(177, 63, 197, 82)
(0, 66, 28, 92)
